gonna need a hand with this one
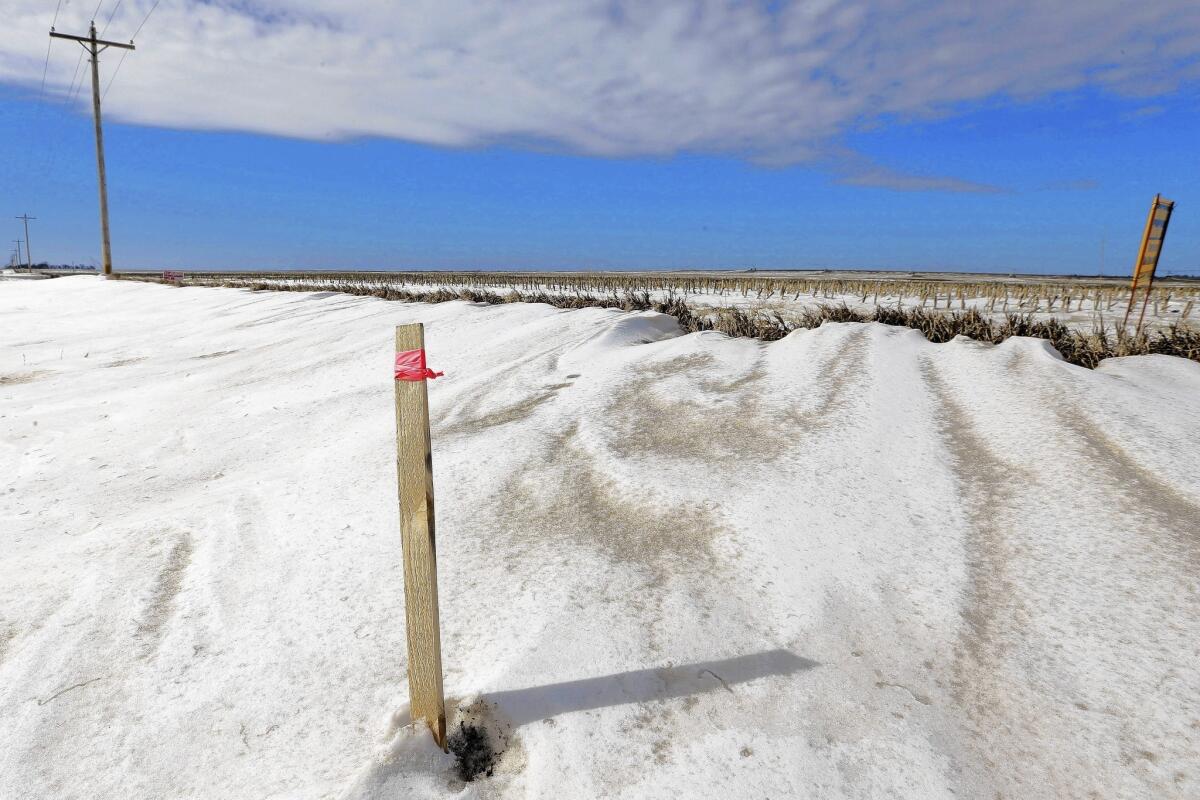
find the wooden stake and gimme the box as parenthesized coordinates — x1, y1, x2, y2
(394, 323, 447, 750)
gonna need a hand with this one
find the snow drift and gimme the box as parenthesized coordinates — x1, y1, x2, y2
(2, 278, 1198, 799)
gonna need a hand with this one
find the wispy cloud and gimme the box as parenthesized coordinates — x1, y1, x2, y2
(1041, 178, 1100, 191)
(1122, 104, 1167, 120)
(5, 1, 1199, 186)
(826, 149, 1004, 192)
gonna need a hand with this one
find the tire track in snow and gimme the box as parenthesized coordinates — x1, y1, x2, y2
(783, 326, 871, 434)
(931, 349, 1200, 798)
(1007, 348, 1200, 547)
(920, 356, 1041, 798)
(233, 295, 367, 329)
(0, 623, 15, 666)
(136, 531, 194, 656)
(1050, 408, 1200, 562)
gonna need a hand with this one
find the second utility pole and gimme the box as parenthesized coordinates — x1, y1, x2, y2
(15, 215, 36, 268)
(50, 22, 135, 277)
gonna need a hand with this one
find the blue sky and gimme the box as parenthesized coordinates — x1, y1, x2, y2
(2, 1, 1199, 274)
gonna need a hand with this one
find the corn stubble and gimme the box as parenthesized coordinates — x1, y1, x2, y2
(122, 273, 1200, 369)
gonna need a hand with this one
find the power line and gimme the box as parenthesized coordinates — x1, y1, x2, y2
(38, 46, 87, 179)
(35, 2, 89, 180)
(33, 0, 68, 179)
(69, 74, 87, 106)
(102, 49, 130, 99)
(38, 40, 55, 97)
(129, 0, 162, 40)
(64, 48, 86, 106)
(100, 0, 124, 36)
(103, 0, 161, 99)
(38, 0, 66, 97)
(57, 0, 92, 104)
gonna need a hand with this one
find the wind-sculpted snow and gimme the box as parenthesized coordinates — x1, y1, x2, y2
(2, 278, 1198, 799)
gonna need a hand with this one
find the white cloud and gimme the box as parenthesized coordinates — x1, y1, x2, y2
(4, 0, 1199, 188)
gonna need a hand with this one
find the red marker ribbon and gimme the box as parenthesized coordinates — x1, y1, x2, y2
(394, 349, 444, 381)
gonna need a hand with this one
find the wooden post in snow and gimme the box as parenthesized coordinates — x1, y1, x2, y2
(393, 323, 447, 750)
(1122, 194, 1175, 330)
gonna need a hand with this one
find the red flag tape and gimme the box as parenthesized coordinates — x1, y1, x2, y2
(395, 349, 444, 381)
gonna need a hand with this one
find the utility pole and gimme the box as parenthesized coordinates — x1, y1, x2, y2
(16, 215, 36, 268)
(50, 22, 134, 277)
(12, 240, 24, 270)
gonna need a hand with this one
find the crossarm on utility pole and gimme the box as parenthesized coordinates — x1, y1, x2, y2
(49, 29, 135, 49)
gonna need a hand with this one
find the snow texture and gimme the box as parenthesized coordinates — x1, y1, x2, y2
(2, 277, 1198, 799)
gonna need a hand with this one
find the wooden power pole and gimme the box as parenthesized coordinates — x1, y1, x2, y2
(15, 215, 36, 268)
(50, 22, 135, 277)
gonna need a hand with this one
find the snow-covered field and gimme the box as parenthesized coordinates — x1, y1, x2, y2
(2, 277, 1199, 799)
(193, 273, 1199, 332)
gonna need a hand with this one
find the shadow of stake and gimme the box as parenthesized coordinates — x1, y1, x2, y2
(486, 649, 818, 727)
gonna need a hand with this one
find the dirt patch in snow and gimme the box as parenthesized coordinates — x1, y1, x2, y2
(605, 328, 872, 465)
(103, 357, 148, 368)
(603, 352, 782, 463)
(0, 370, 49, 385)
(448, 723, 496, 780)
(454, 381, 576, 433)
(447, 698, 521, 786)
(486, 423, 724, 586)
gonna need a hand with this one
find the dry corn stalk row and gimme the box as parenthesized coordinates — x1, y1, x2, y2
(147, 270, 1199, 316)
(118, 272, 1200, 368)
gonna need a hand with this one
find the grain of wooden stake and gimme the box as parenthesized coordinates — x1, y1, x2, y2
(394, 323, 447, 750)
